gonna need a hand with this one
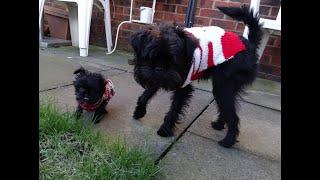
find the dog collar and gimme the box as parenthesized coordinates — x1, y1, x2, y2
(79, 78, 115, 112)
(79, 97, 103, 112)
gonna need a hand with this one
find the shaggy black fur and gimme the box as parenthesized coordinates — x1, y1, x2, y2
(73, 67, 108, 123)
(130, 5, 262, 148)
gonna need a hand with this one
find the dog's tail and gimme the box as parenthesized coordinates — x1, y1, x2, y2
(217, 5, 262, 49)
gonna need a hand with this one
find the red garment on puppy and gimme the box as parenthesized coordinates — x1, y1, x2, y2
(80, 79, 115, 111)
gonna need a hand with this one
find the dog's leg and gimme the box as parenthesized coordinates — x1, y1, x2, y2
(75, 105, 83, 119)
(211, 78, 226, 130)
(211, 114, 226, 130)
(157, 84, 194, 137)
(93, 100, 107, 124)
(212, 81, 240, 148)
(133, 87, 159, 119)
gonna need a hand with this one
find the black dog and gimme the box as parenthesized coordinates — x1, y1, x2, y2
(73, 67, 115, 123)
(130, 5, 262, 148)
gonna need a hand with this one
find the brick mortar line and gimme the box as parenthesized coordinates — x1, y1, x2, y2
(187, 131, 281, 163)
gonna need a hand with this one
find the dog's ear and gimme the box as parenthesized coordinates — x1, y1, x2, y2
(142, 40, 160, 60)
(130, 30, 148, 55)
(160, 26, 185, 64)
(74, 67, 87, 76)
(130, 30, 159, 61)
(183, 32, 198, 61)
(160, 25, 198, 64)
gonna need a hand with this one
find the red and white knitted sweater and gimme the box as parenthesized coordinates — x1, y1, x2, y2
(182, 26, 246, 87)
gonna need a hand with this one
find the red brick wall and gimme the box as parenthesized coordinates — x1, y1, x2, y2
(44, 0, 281, 81)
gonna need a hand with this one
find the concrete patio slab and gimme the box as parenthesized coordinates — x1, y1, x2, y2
(192, 78, 281, 111)
(39, 54, 121, 91)
(40, 72, 214, 157)
(193, 77, 281, 95)
(40, 36, 72, 48)
(39, 46, 281, 179)
(39, 46, 134, 72)
(188, 101, 281, 161)
(40, 46, 281, 110)
(159, 132, 280, 180)
(241, 90, 281, 111)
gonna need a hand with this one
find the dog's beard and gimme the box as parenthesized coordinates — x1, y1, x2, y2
(134, 65, 183, 90)
(74, 81, 104, 104)
(75, 90, 103, 104)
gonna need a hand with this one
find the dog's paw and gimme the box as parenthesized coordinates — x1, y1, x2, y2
(218, 137, 237, 148)
(133, 106, 146, 119)
(157, 125, 174, 137)
(211, 121, 225, 130)
(73, 111, 82, 119)
(93, 113, 106, 124)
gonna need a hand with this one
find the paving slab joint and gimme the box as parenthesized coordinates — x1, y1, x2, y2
(155, 98, 215, 165)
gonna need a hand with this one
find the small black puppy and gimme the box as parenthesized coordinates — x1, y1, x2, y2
(130, 5, 262, 148)
(73, 67, 115, 123)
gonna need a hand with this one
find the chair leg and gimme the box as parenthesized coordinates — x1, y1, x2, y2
(39, 12, 43, 41)
(67, 3, 79, 47)
(78, 0, 93, 57)
(39, 1, 44, 41)
(104, 0, 113, 52)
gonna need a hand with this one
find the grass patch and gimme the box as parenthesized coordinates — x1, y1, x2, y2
(39, 101, 160, 180)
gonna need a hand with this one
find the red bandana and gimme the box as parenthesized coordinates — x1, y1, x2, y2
(79, 79, 115, 112)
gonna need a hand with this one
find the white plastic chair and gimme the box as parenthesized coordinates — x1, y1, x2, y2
(106, 0, 157, 55)
(39, 0, 45, 40)
(243, 0, 281, 60)
(57, 0, 112, 57)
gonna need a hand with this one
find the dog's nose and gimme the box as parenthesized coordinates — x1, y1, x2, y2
(84, 97, 89, 100)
